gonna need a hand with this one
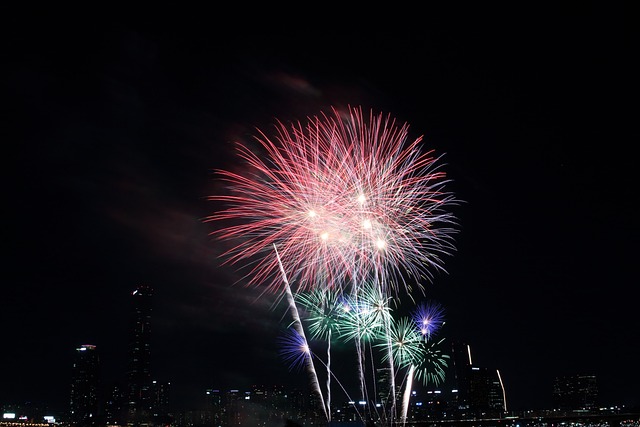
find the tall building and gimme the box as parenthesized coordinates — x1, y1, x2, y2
(467, 366, 506, 414)
(448, 341, 472, 412)
(69, 344, 100, 426)
(447, 341, 506, 417)
(150, 380, 172, 424)
(103, 382, 126, 426)
(376, 366, 392, 406)
(126, 285, 153, 426)
(204, 388, 223, 426)
(552, 374, 598, 411)
(224, 389, 244, 426)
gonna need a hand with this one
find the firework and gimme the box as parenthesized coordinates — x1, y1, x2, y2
(278, 327, 311, 372)
(208, 105, 459, 297)
(208, 105, 459, 425)
(381, 316, 426, 369)
(413, 337, 450, 387)
(294, 285, 390, 418)
(295, 287, 345, 341)
(412, 301, 446, 339)
(293, 286, 451, 423)
(335, 284, 392, 343)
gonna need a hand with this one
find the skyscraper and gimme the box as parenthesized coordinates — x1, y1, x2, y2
(126, 285, 153, 426)
(69, 344, 100, 426)
(552, 374, 598, 411)
(447, 341, 506, 416)
(448, 341, 472, 411)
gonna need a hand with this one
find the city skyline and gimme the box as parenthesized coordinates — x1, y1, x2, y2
(0, 331, 613, 419)
(3, 3, 638, 416)
(0, 285, 633, 416)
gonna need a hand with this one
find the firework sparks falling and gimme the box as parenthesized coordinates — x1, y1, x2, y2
(208, 106, 459, 297)
(294, 287, 346, 416)
(295, 288, 345, 341)
(293, 286, 451, 423)
(381, 316, 426, 369)
(336, 285, 391, 343)
(413, 337, 450, 387)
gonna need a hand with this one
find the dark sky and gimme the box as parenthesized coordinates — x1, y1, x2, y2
(2, 4, 638, 415)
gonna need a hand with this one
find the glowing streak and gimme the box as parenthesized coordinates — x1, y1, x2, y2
(497, 369, 507, 412)
(382, 304, 397, 423)
(326, 329, 331, 418)
(401, 365, 415, 425)
(310, 348, 364, 422)
(295, 288, 344, 418)
(279, 326, 366, 423)
(273, 244, 328, 421)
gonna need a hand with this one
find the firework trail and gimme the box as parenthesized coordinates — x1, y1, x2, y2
(336, 282, 396, 420)
(401, 365, 415, 425)
(278, 326, 365, 422)
(380, 315, 423, 422)
(273, 244, 328, 421)
(294, 288, 345, 416)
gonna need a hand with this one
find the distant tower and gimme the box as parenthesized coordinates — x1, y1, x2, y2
(205, 388, 223, 427)
(552, 374, 598, 410)
(150, 380, 172, 424)
(449, 341, 472, 410)
(69, 344, 100, 426)
(376, 366, 392, 405)
(448, 341, 506, 416)
(467, 366, 506, 414)
(126, 285, 153, 426)
(103, 382, 126, 426)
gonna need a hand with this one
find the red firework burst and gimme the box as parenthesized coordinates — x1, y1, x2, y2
(207, 106, 459, 297)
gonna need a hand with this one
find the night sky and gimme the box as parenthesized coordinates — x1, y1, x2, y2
(3, 4, 638, 415)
